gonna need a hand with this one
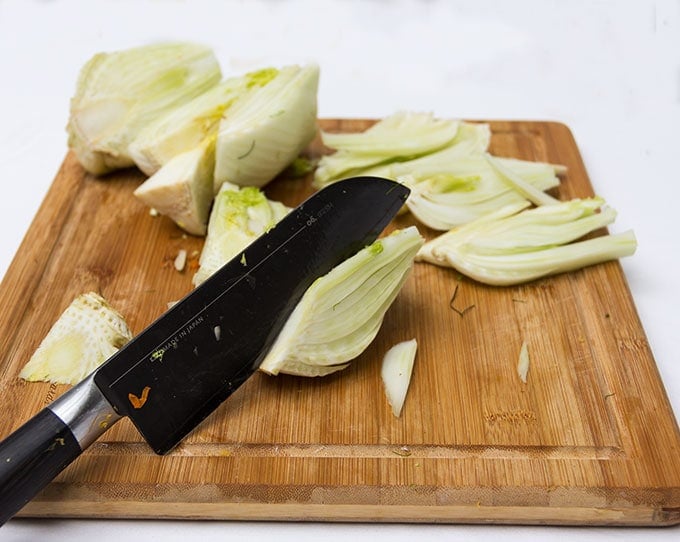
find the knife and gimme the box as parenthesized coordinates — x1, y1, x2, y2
(0, 176, 409, 525)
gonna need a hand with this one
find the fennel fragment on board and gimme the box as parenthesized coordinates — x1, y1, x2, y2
(259, 226, 424, 377)
(67, 42, 221, 175)
(19, 292, 132, 385)
(416, 197, 637, 286)
(517, 341, 530, 384)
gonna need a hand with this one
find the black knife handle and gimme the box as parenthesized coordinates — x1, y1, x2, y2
(0, 408, 81, 525)
(0, 374, 120, 525)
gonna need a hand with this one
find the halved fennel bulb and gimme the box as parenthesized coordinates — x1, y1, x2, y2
(381, 339, 418, 417)
(213, 64, 319, 191)
(67, 42, 221, 175)
(416, 197, 637, 285)
(133, 137, 216, 235)
(129, 68, 279, 176)
(20, 292, 132, 385)
(259, 226, 424, 377)
(192, 183, 289, 286)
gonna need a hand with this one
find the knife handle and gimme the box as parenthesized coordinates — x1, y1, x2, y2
(0, 408, 82, 525)
(0, 374, 120, 525)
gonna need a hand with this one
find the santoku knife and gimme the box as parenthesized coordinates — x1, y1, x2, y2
(0, 176, 409, 525)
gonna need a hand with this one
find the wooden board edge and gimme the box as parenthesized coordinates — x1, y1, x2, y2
(17, 499, 680, 527)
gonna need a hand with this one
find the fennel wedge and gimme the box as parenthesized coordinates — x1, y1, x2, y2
(259, 226, 424, 377)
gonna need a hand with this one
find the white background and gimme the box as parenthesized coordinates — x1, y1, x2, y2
(1, 0, 679, 540)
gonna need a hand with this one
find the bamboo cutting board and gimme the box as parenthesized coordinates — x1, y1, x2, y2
(0, 120, 679, 526)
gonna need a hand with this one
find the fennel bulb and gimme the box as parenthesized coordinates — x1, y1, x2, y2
(259, 226, 424, 377)
(129, 68, 279, 176)
(133, 137, 216, 236)
(416, 197, 637, 285)
(192, 183, 289, 286)
(213, 64, 320, 191)
(67, 42, 221, 175)
(19, 292, 132, 385)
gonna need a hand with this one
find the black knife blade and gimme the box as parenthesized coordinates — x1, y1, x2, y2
(0, 176, 409, 525)
(95, 176, 408, 454)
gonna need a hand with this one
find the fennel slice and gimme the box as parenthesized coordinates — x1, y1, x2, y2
(313, 113, 464, 188)
(134, 137, 216, 236)
(381, 339, 418, 417)
(415, 201, 530, 265)
(19, 292, 132, 386)
(417, 199, 637, 285)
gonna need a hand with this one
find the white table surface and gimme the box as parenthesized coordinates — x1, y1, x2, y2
(1, 0, 678, 540)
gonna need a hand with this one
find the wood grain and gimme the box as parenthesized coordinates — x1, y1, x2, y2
(0, 120, 678, 526)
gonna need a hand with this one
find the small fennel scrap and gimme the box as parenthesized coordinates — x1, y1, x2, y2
(259, 226, 424, 377)
(517, 341, 530, 383)
(19, 292, 132, 385)
(381, 339, 418, 417)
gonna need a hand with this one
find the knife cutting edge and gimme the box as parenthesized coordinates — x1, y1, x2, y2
(0, 176, 410, 525)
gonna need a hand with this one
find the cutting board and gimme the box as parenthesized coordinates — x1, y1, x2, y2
(1, 120, 678, 526)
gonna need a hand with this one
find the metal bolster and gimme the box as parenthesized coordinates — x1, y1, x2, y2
(48, 374, 122, 450)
